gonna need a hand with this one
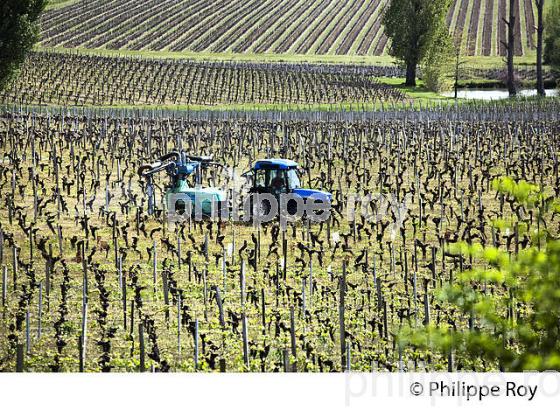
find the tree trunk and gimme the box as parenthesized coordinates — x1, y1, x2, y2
(405, 62, 417, 86)
(536, 0, 545, 96)
(507, 0, 517, 97)
(454, 48, 461, 99)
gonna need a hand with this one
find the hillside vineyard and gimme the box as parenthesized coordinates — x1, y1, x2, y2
(41, 0, 537, 56)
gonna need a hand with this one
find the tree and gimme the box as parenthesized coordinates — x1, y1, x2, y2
(383, 0, 452, 86)
(0, 0, 47, 90)
(452, 35, 467, 99)
(400, 177, 560, 371)
(545, 0, 560, 79)
(535, 0, 546, 96)
(421, 27, 454, 93)
(502, 0, 518, 96)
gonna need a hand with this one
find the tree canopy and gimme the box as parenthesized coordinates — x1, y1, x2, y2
(0, 0, 47, 89)
(382, 0, 451, 86)
(544, 0, 560, 77)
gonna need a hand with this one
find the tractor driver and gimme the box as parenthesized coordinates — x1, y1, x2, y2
(271, 176, 284, 189)
(269, 171, 288, 194)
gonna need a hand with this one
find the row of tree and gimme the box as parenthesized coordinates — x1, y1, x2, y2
(383, 0, 560, 96)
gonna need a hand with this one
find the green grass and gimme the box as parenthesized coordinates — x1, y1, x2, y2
(46, 0, 78, 10)
(8, 81, 558, 114)
(37, 46, 539, 67)
(5, 101, 415, 113)
(37, 46, 398, 65)
(13, 95, 559, 115)
(457, 78, 503, 88)
(376, 78, 451, 101)
(0, 76, 456, 112)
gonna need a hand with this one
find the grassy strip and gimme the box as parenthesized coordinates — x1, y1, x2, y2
(5, 94, 559, 117)
(492, 0, 500, 55)
(476, 0, 486, 55)
(376, 78, 450, 102)
(46, 0, 78, 10)
(35, 45, 540, 67)
(461, 0, 475, 53)
(367, 7, 387, 55)
(449, 0, 461, 36)
(36, 45, 398, 65)
(2, 101, 420, 113)
(518, 0, 529, 54)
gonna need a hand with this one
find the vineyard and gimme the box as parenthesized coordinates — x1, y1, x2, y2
(1, 0, 559, 382)
(40, 0, 539, 57)
(0, 102, 559, 372)
(0, 52, 405, 107)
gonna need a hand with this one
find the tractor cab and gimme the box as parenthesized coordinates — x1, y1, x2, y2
(251, 159, 301, 195)
(244, 159, 332, 217)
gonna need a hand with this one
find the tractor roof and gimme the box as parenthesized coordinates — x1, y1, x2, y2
(253, 158, 298, 170)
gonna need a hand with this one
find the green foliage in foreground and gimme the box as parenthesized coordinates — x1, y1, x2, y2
(0, 0, 46, 89)
(400, 177, 560, 371)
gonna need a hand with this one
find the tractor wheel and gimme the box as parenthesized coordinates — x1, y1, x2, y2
(287, 198, 299, 216)
(257, 197, 272, 218)
(250, 194, 272, 221)
(175, 199, 186, 215)
(215, 200, 226, 220)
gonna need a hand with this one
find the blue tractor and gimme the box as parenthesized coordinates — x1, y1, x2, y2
(138, 151, 226, 217)
(244, 159, 332, 219)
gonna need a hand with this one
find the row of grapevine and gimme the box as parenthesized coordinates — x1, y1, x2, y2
(0, 52, 406, 107)
(0, 103, 558, 371)
(40, 0, 538, 57)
